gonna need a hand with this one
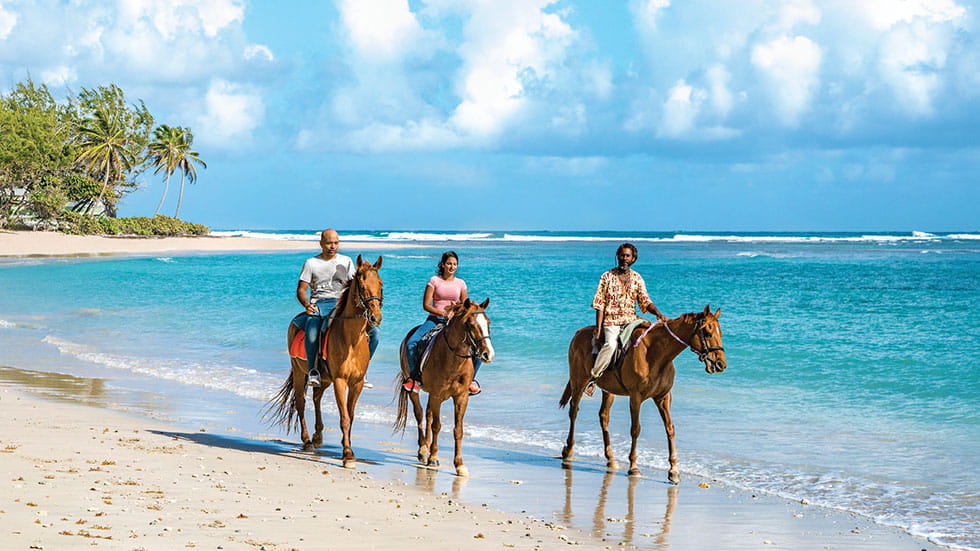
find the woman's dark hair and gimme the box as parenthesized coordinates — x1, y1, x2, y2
(437, 250, 459, 276)
(617, 243, 638, 261)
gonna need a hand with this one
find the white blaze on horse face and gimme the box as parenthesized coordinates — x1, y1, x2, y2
(474, 312, 494, 362)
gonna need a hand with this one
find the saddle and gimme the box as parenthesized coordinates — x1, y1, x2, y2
(288, 312, 334, 362)
(408, 322, 446, 375)
(596, 318, 650, 373)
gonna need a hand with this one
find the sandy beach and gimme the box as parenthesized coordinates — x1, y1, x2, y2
(0, 230, 399, 257)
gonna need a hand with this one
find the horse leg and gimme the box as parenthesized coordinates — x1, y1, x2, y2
(599, 391, 619, 470)
(332, 378, 356, 468)
(655, 392, 679, 484)
(410, 392, 429, 464)
(426, 397, 442, 467)
(342, 379, 364, 469)
(627, 394, 643, 477)
(312, 384, 325, 449)
(561, 388, 582, 462)
(451, 393, 470, 477)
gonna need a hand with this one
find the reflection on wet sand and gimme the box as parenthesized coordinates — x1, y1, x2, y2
(412, 464, 468, 497)
(0, 365, 167, 415)
(560, 464, 678, 549)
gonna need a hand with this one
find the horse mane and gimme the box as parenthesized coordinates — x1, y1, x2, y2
(444, 300, 470, 321)
(335, 264, 363, 315)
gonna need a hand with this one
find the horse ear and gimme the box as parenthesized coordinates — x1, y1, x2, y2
(714, 307, 721, 318)
(374, 256, 383, 269)
(480, 298, 490, 309)
(463, 298, 472, 308)
(703, 305, 711, 315)
(356, 254, 364, 265)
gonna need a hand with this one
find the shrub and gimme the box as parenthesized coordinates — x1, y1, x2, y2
(58, 213, 209, 236)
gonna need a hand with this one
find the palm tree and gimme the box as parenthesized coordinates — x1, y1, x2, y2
(147, 125, 183, 216)
(170, 128, 206, 219)
(75, 108, 134, 215)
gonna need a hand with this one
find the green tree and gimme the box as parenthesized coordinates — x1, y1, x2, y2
(147, 124, 183, 216)
(74, 108, 136, 216)
(169, 128, 206, 219)
(0, 78, 75, 227)
(72, 84, 153, 216)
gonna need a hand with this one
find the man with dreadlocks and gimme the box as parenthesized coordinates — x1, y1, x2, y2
(586, 242, 667, 396)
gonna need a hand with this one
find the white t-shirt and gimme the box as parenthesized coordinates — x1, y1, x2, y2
(299, 254, 355, 302)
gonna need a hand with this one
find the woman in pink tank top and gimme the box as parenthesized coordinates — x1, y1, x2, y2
(403, 251, 483, 395)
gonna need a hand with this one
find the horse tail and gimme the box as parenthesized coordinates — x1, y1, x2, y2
(558, 381, 573, 409)
(394, 380, 409, 433)
(264, 370, 298, 432)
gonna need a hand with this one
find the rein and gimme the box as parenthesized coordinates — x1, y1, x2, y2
(634, 316, 724, 364)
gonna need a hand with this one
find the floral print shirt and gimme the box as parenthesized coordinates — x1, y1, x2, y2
(591, 269, 652, 326)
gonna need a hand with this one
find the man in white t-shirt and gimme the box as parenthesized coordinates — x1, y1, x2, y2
(296, 229, 378, 386)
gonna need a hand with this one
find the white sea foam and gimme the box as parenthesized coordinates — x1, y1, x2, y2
(210, 230, 318, 241)
(947, 233, 980, 240)
(382, 232, 494, 241)
(0, 319, 14, 328)
(42, 336, 282, 402)
(155, 257, 175, 263)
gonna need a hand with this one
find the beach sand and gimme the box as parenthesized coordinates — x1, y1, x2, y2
(0, 230, 399, 257)
(0, 366, 948, 551)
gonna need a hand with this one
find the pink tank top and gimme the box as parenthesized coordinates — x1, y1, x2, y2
(428, 275, 467, 315)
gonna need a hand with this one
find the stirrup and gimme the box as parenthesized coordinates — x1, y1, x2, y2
(584, 380, 596, 397)
(307, 370, 321, 388)
(468, 380, 482, 396)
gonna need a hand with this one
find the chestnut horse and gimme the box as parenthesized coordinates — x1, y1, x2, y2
(394, 298, 494, 477)
(559, 306, 726, 483)
(267, 255, 383, 468)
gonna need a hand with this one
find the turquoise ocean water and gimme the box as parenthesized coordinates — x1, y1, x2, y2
(1, 230, 978, 549)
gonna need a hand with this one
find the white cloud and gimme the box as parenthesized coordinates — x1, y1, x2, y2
(116, 0, 244, 40)
(195, 79, 264, 146)
(0, 2, 16, 39)
(876, 18, 960, 117)
(775, 0, 821, 31)
(337, 0, 426, 63)
(751, 35, 822, 126)
(706, 64, 733, 117)
(629, 0, 671, 34)
(40, 66, 77, 87)
(859, 0, 965, 30)
(244, 44, 274, 62)
(659, 80, 703, 137)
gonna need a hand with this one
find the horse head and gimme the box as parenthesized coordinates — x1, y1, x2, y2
(353, 255, 384, 327)
(448, 298, 495, 363)
(694, 305, 726, 374)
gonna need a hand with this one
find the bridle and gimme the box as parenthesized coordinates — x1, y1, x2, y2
(442, 309, 491, 358)
(664, 315, 724, 365)
(636, 314, 724, 366)
(334, 267, 383, 325)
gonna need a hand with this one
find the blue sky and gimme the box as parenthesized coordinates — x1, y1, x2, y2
(1, 0, 978, 231)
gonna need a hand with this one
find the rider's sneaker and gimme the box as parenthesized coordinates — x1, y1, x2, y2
(584, 381, 596, 397)
(468, 380, 482, 396)
(402, 379, 420, 393)
(308, 371, 321, 388)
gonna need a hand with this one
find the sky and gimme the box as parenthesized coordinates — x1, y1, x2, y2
(1, 0, 978, 232)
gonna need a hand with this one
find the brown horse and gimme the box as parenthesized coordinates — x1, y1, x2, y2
(559, 305, 726, 483)
(394, 298, 494, 477)
(267, 255, 383, 468)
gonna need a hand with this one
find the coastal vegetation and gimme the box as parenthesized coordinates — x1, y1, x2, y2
(0, 78, 208, 235)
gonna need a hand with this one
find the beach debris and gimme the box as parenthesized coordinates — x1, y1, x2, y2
(510, 480, 523, 485)
(698, 482, 710, 488)
(474, 533, 485, 538)
(800, 498, 809, 505)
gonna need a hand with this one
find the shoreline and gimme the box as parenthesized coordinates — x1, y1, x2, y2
(0, 364, 949, 551)
(0, 230, 404, 257)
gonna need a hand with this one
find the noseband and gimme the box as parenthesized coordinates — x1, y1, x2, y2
(443, 309, 491, 358)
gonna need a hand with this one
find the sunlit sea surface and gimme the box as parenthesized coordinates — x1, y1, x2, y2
(1, 230, 978, 549)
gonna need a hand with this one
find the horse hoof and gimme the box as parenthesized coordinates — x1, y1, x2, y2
(607, 461, 620, 471)
(302, 442, 314, 452)
(342, 459, 356, 469)
(312, 436, 322, 448)
(668, 471, 681, 484)
(456, 465, 469, 478)
(428, 459, 440, 467)
(418, 453, 430, 465)
(628, 468, 642, 477)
